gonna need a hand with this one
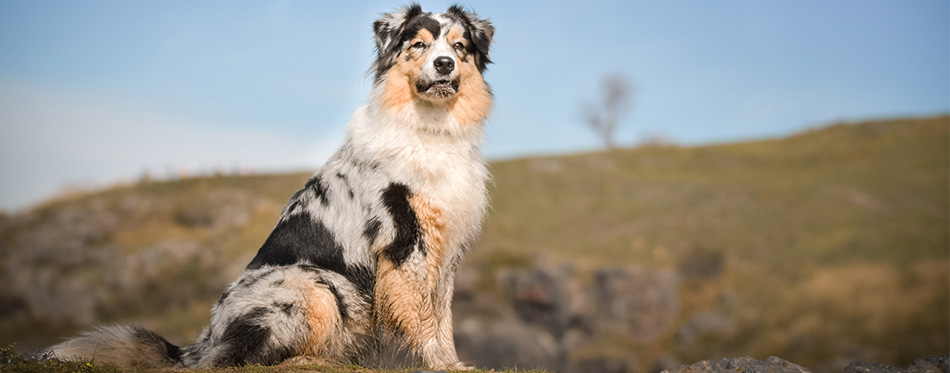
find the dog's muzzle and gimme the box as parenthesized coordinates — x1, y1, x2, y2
(416, 78, 459, 99)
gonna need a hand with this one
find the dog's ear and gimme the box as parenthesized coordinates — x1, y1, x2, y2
(447, 5, 494, 69)
(373, 4, 424, 55)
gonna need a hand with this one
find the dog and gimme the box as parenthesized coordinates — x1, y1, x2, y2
(36, 4, 494, 370)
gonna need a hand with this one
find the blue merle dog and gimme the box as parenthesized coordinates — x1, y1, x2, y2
(39, 4, 494, 370)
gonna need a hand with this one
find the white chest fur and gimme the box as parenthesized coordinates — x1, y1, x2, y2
(348, 104, 490, 250)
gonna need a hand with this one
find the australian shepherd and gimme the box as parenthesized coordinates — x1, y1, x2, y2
(37, 4, 494, 370)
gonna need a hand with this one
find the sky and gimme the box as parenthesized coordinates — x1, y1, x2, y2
(0, 0, 947, 211)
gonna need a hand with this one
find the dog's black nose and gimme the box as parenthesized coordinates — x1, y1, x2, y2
(433, 56, 455, 74)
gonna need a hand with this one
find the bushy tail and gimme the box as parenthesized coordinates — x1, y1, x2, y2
(35, 325, 183, 369)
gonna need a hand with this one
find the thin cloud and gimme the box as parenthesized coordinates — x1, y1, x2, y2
(0, 81, 341, 212)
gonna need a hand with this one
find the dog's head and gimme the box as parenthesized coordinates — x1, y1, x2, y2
(372, 4, 494, 124)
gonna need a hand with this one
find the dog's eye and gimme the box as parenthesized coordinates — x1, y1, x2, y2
(453, 42, 465, 51)
(411, 41, 426, 49)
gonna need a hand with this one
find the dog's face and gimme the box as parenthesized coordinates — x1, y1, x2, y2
(372, 5, 494, 123)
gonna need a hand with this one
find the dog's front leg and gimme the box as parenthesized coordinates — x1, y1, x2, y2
(431, 260, 469, 370)
(374, 191, 467, 370)
(375, 254, 453, 369)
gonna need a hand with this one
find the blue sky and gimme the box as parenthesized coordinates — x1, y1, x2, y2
(0, 1, 947, 211)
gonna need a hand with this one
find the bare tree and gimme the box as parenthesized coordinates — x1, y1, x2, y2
(581, 73, 633, 150)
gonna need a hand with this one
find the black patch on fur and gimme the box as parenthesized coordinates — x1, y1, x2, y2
(217, 307, 292, 366)
(373, 4, 420, 82)
(132, 327, 182, 364)
(305, 175, 329, 205)
(363, 217, 382, 244)
(318, 279, 349, 322)
(246, 213, 346, 272)
(298, 263, 375, 310)
(347, 264, 375, 300)
(290, 272, 346, 323)
(236, 267, 277, 289)
(381, 183, 423, 266)
(350, 157, 381, 173)
(335, 172, 355, 199)
(271, 279, 285, 286)
(403, 14, 441, 42)
(198, 329, 211, 344)
(273, 302, 295, 315)
(285, 199, 300, 214)
(373, 4, 444, 82)
(446, 5, 493, 72)
(216, 290, 230, 305)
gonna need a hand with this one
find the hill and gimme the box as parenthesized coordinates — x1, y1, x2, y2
(0, 115, 947, 372)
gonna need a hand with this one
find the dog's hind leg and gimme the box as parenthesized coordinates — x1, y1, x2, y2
(188, 266, 368, 368)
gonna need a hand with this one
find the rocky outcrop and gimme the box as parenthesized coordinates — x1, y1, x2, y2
(451, 259, 948, 373)
(662, 356, 811, 373)
(651, 355, 950, 373)
(845, 356, 949, 373)
(453, 262, 680, 372)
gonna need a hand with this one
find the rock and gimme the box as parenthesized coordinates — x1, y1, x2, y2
(503, 265, 572, 338)
(662, 356, 810, 373)
(456, 263, 682, 372)
(592, 266, 679, 342)
(844, 355, 949, 373)
(455, 317, 559, 370)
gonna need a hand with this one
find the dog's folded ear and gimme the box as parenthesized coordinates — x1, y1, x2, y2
(373, 4, 424, 54)
(447, 5, 494, 71)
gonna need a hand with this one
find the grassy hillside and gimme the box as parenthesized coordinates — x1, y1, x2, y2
(0, 115, 946, 372)
(477, 115, 948, 368)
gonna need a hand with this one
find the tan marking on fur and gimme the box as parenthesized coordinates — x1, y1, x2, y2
(285, 276, 341, 358)
(410, 194, 447, 351)
(449, 59, 492, 125)
(411, 194, 447, 289)
(375, 258, 425, 340)
(446, 27, 492, 126)
(374, 193, 461, 367)
(381, 29, 435, 113)
(381, 26, 491, 124)
(411, 195, 468, 369)
(446, 28, 465, 47)
(415, 29, 435, 44)
(433, 273, 460, 363)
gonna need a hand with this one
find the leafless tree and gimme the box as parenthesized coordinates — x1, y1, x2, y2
(581, 73, 633, 150)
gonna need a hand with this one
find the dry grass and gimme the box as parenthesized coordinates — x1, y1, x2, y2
(476, 116, 949, 369)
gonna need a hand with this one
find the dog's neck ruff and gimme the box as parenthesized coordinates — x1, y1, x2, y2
(345, 91, 488, 186)
(366, 83, 488, 141)
(344, 87, 491, 258)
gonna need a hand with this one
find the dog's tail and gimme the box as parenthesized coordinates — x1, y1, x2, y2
(33, 325, 184, 369)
